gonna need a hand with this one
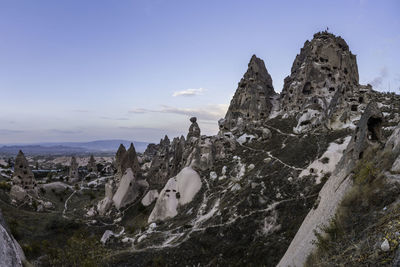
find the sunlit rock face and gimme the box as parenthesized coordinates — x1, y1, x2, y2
(148, 167, 201, 222)
(280, 31, 373, 133)
(0, 209, 25, 267)
(222, 55, 275, 135)
(12, 150, 37, 190)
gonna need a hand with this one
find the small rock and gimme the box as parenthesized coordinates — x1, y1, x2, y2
(209, 171, 218, 180)
(381, 238, 390, 251)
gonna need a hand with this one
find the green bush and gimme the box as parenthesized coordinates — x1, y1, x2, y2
(45, 231, 108, 267)
(0, 181, 11, 191)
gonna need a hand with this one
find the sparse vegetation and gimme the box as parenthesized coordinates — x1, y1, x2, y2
(306, 147, 400, 266)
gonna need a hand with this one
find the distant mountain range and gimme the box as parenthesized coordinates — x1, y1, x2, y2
(0, 140, 149, 156)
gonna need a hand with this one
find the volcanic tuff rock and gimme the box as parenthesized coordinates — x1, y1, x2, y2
(87, 155, 97, 173)
(278, 101, 385, 267)
(12, 150, 36, 190)
(0, 209, 25, 267)
(69, 156, 79, 181)
(115, 143, 141, 181)
(10, 150, 37, 201)
(221, 55, 275, 135)
(280, 31, 373, 133)
(187, 117, 201, 140)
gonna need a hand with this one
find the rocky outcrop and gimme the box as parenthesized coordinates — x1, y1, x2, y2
(69, 156, 79, 181)
(221, 55, 275, 134)
(10, 150, 37, 201)
(87, 155, 97, 173)
(112, 168, 148, 210)
(12, 150, 36, 190)
(146, 135, 186, 188)
(278, 101, 384, 267)
(115, 143, 141, 181)
(0, 209, 25, 267)
(148, 167, 202, 222)
(280, 31, 372, 133)
(187, 117, 201, 140)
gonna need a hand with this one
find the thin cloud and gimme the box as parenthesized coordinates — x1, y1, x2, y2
(49, 129, 82, 134)
(0, 129, 25, 135)
(100, 116, 129, 121)
(72, 109, 90, 113)
(160, 104, 228, 121)
(370, 66, 388, 88)
(172, 88, 205, 97)
(129, 108, 154, 114)
(128, 104, 228, 121)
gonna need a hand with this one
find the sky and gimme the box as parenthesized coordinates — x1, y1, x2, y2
(0, 0, 399, 144)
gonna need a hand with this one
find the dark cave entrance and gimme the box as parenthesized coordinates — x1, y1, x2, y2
(367, 117, 382, 141)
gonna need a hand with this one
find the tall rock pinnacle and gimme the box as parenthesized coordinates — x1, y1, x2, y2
(280, 31, 371, 133)
(222, 55, 275, 133)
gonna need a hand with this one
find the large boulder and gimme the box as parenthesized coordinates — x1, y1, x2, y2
(112, 168, 148, 210)
(148, 167, 202, 222)
(0, 209, 25, 267)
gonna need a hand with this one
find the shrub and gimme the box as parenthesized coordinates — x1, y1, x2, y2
(45, 231, 108, 267)
(0, 181, 11, 191)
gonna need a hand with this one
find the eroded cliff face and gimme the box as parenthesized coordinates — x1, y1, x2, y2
(0, 209, 25, 267)
(279, 31, 374, 133)
(220, 55, 276, 135)
(3, 32, 400, 267)
(98, 33, 400, 267)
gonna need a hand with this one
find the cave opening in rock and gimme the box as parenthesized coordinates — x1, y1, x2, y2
(302, 82, 312, 95)
(367, 117, 382, 141)
(351, 105, 358, 111)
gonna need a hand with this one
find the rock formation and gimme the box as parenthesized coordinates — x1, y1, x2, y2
(187, 117, 201, 140)
(87, 155, 97, 173)
(221, 55, 275, 134)
(278, 101, 384, 267)
(10, 151, 37, 201)
(0, 209, 25, 267)
(148, 167, 202, 222)
(115, 143, 141, 181)
(280, 31, 372, 133)
(112, 168, 148, 210)
(69, 156, 79, 181)
(12, 151, 36, 190)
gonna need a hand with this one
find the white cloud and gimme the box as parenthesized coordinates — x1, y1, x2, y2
(129, 104, 228, 121)
(370, 66, 388, 88)
(172, 88, 205, 97)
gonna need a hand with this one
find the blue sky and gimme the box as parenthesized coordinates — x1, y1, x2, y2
(0, 0, 399, 144)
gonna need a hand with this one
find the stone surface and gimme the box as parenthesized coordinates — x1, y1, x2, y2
(381, 238, 390, 252)
(141, 189, 159, 206)
(87, 155, 97, 173)
(12, 150, 37, 190)
(278, 101, 384, 267)
(0, 209, 25, 267)
(187, 117, 201, 140)
(112, 168, 148, 210)
(280, 31, 373, 133)
(222, 55, 275, 134)
(69, 156, 79, 181)
(148, 167, 202, 222)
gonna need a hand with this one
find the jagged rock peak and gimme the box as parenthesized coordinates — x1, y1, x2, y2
(222, 55, 275, 133)
(69, 156, 79, 180)
(122, 143, 141, 175)
(87, 155, 97, 173)
(13, 150, 36, 189)
(280, 31, 372, 133)
(187, 116, 201, 140)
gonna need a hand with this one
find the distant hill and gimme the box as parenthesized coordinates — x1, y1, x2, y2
(0, 140, 149, 156)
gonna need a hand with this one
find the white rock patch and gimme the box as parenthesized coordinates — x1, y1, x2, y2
(148, 167, 202, 222)
(300, 136, 351, 183)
